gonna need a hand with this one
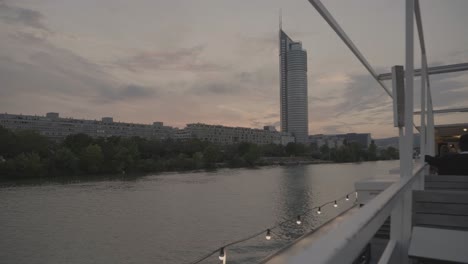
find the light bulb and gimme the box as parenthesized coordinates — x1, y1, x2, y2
(334, 200, 338, 208)
(346, 195, 349, 201)
(219, 247, 225, 261)
(296, 215, 302, 225)
(266, 229, 271, 240)
(464, 128, 467, 132)
(317, 207, 321, 214)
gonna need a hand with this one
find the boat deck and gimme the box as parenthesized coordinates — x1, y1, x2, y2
(263, 174, 468, 264)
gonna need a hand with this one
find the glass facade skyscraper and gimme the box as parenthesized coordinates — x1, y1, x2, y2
(279, 29, 308, 143)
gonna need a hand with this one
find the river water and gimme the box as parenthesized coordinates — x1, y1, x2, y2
(0, 160, 399, 264)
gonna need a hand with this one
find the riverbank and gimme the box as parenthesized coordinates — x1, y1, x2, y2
(0, 127, 396, 181)
(259, 156, 332, 166)
(0, 156, 331, 183)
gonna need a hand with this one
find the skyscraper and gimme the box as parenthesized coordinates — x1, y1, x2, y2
(279, 28, 309, 144)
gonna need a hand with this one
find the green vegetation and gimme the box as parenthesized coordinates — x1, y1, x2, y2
(312, 140, 398, 162)
(0, 127, 269, 179)
(0, 126, 399, 180)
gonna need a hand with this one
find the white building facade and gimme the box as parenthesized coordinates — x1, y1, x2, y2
(0, 112, 174, 141)
(309, 133, 372, 149)
(184, 123, 294, 145)
(0, 113, 296, 146)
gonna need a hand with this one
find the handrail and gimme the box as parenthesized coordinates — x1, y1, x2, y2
(278, 163, 426, 264)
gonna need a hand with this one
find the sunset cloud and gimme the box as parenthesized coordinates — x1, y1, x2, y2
(1, 0, 468, 138)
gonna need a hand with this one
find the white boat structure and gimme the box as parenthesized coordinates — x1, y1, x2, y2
(261, 0, 468, 263)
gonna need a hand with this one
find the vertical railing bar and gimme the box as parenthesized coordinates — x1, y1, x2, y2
(427, 87, 435, 156)
(404, 0, 415, 178)
(415, 0, 434, 157)
(395, 2, 415, 264)
(420, 55, 427, 162)
(378, 240, 397, 264)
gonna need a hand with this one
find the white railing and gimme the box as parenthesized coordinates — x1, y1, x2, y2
(282, 163, 427, 264)
(277, 0, 447, 263)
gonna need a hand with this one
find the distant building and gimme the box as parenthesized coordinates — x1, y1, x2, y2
(279, 29, 309, 144)
(264, 125, 277, 132)
(101, 117, 113, 123)
(309, 133, 372, 148)
(0, 112, 174, 141)
(172, 128, 193, 141)
(279, 133, 296, 146)
(184, 123, 294, 145)
(0, 112, 297, 145)
(46, 112, 59, 119)
(338, 133, 372, 148)
(309, 134, 344, 149)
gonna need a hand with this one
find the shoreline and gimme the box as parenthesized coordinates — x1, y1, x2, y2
(0, 159, 396, 186)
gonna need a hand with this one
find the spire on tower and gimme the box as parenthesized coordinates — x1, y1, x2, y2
(279, 8, 282, 30)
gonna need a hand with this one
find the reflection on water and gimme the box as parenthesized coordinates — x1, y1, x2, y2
(0, 160, 399, 264)
(276, 166, 313, 239)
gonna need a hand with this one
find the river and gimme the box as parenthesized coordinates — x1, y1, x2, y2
(0, 160, 399, 264)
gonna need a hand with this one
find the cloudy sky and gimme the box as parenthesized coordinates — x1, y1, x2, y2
(1, 0, 468, 138)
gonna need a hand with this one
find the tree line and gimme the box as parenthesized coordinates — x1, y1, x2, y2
(0, 126, 398, 180)
(312, 141, 399, 163)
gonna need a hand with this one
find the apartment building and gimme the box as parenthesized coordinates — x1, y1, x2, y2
(309, 133, 372, 148)
(185, 123, 295, 145)
(0, 112, 174, 141)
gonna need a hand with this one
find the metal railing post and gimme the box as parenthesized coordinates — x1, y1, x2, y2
(427, 88, 435, 156)
(391, 2, 415, 264)
(420, 56, 427, 162)
(404, 0, 415, 178)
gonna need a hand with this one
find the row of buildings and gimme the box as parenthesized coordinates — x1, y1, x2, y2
(0, 112, 174, 141)
(308, 133, 372, 148)
(0, 112, 372, 147)
(0, 112, 295, 145)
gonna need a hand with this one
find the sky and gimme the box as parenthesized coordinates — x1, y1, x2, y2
(1, 0, 468, 138)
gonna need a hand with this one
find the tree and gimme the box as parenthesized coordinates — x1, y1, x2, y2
(368, 140, 377, 161)
(52, 147, 79, 174)
(13, 152, 44, 178)
(79, 144, 103, 174)
(286, 143, 305, 156)
(181, 139, 206, 156)
(192, 152, 204, 169)
(387, 146, 399, 159)
(379, 146, 399, 160)
(0, 159, 16, 179)
(203, 145, 221, 167)
(243, 144, 261, 166)
(114, 139, 140, 172)
(319, 144, 330, 160)
(0, 126, 17, 158)
(15, 130, 50, 158)
(64, 133, 94, 154)
(237, 142, 252, 156)
(261, 144, 285, 157)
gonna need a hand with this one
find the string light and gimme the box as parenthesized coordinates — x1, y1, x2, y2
(296, 215, 302, 225)
(266, 229, 271, 240)
(218, 247, 225, 261)
(189, 190, 357, 264)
